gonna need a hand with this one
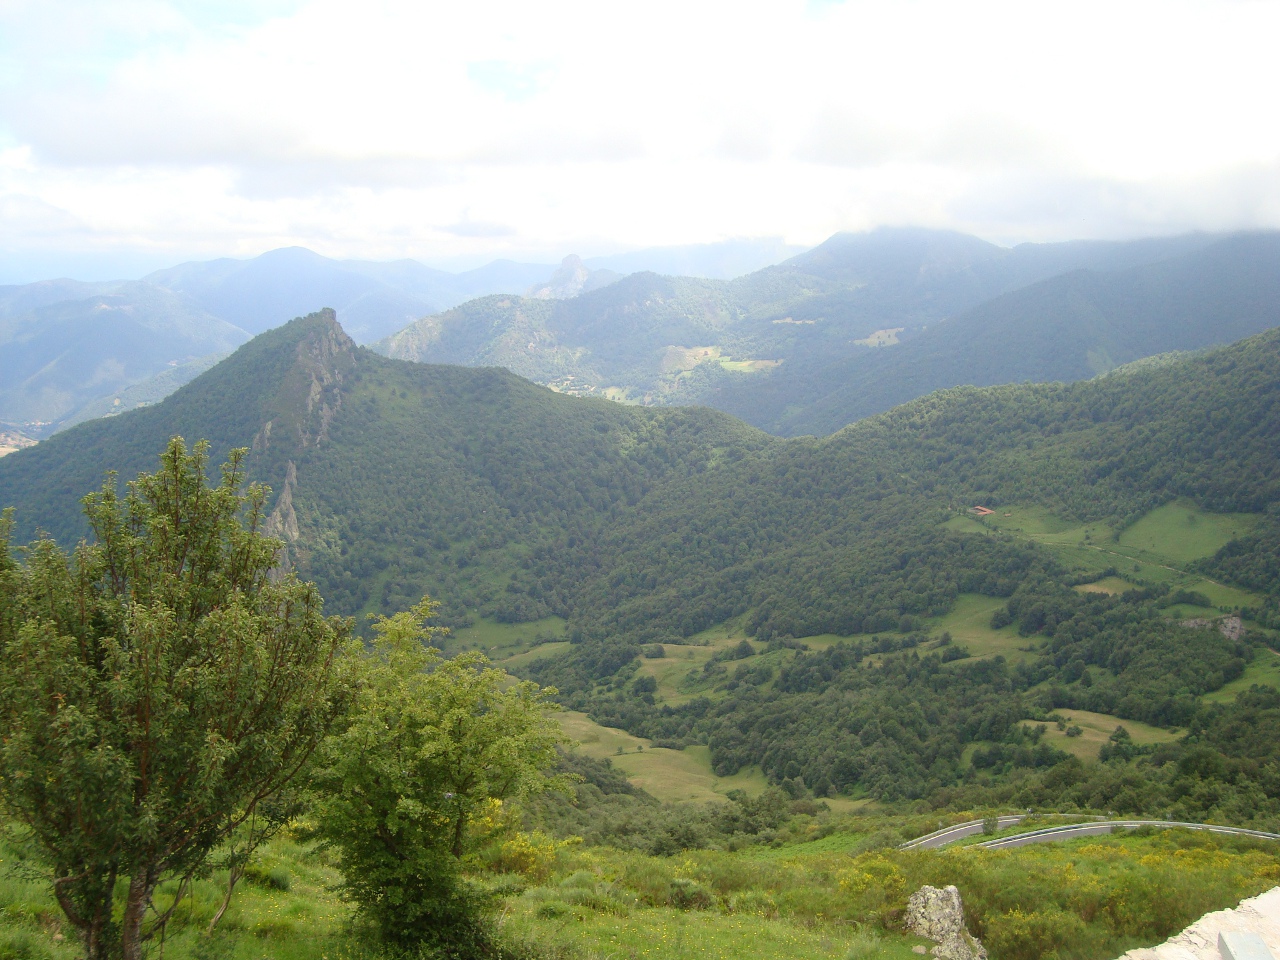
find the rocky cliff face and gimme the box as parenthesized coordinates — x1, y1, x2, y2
(251, 308, 355, 458)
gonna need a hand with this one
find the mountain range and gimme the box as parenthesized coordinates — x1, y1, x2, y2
(0, 239, 806, 439)
(378, 228, 1280, 435)
(7, 227, 1280, 454)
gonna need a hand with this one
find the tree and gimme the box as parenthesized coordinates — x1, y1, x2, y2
(313, 598, 565, 951)
(0, 438, 353, 960)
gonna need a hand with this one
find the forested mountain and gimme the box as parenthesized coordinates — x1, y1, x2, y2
(377, 227, 1254, 434)
(4, 310, 1280, 816)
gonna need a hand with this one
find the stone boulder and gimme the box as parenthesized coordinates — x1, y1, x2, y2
(905, 885, 988, 960)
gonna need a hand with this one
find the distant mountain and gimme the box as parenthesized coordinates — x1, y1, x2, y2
(0, 311, 764, 621)
(583, 237, 807, 279)
(0, 281, 249, 434)
(56, 352, 230, 432)
(143, 247, 444, 343)
(526, 255, 624, 300)
(714, 232, 1280, 435)
(376, 272, 738, 402)
(0, 249, 571, 439)
(376, 226, 1235, 423)
(3, 229, 1243, 446)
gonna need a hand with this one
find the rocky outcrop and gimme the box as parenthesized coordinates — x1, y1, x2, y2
(1180, 615, 1243, 640)
(905, 885, 987, 960)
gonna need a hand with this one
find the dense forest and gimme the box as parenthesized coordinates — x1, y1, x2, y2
(3, 310, 1280, 820)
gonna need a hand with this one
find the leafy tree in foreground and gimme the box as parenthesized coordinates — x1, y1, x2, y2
(0, 438, 353, 960)
(313, 598, 565, 952)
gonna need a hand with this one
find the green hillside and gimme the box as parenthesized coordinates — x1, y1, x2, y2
(3, 311, 1280, 823)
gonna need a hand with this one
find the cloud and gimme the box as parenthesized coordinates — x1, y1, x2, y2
(796, 112, 914, 168)
(467, 60, 556, 102)
(1, 0, 1279, 269)
(0, 193, 88, 239)
(442, 219, 515, 238)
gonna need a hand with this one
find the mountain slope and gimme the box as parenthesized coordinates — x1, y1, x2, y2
(0, 310, 768, 621)
(0, 281, 250, 432)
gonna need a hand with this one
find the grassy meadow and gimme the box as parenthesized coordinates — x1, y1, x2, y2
(1022, 711, 1180, 762)
(5, 816, 1279, 960)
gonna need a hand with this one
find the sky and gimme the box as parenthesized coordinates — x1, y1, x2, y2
(2, 0, 1279, 281)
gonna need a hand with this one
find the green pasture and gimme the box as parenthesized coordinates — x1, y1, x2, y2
(1073, 576, 1134, 595)
(1025, 709, 1180, 761)
(1202, 649, 1280, 703)
(1117, 500, 1259, 565)
(502, 640, 573, 670)
(928, 593, 1033, 661)
(954, 502, 1264, 614)
(449, 615, 566, 658)
(557, 711, 769, 804)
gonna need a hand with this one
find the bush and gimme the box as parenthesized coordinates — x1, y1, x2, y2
(668, 879, 713, 911)
(985, 907, 1089, 960)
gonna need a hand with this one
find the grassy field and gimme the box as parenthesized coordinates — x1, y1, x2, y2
(1203, 648, 1280, 703)
(1073, 576, 1133, 595)
(1117, 500, 1259, 566)
(958, 502, 1263, 614)
(557, 711, 769, 804)
(5, 815, 1280, 960)
(717, 358, 781, 374)
(926, 594, 1033, 662)
(1023, 709, 1181, 761)
(500, 828, 1280, 960)
(0, 830, 356, 960)
(501, 900, 926, 960)
(449, 616, 567, 659)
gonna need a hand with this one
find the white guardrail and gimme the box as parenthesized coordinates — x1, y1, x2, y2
(900, 815, 1280, 850)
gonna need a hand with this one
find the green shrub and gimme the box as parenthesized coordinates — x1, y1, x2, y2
(668, 879, 713, 911)
(984, 907, 1089, 960)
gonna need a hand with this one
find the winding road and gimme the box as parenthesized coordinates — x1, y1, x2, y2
(902, 816, 1280, 850)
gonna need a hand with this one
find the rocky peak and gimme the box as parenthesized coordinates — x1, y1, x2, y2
(251, 309, 357, 456)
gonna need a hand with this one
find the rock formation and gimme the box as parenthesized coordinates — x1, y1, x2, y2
(905, 885, 987, 960)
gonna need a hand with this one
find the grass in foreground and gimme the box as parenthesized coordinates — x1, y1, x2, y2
(3, 820, 1279, 960)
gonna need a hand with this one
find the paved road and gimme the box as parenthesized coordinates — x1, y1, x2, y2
(903, 817, 1280, 850)
(901, 813, 1112, 850)
(977, 820, 1280, 849)
(900, 816, 1027, 849)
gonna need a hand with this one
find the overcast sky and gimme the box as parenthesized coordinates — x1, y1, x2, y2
(2, 0, 1279, 280)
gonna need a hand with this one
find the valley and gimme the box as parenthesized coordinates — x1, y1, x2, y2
(4, 301, 1280, 960)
